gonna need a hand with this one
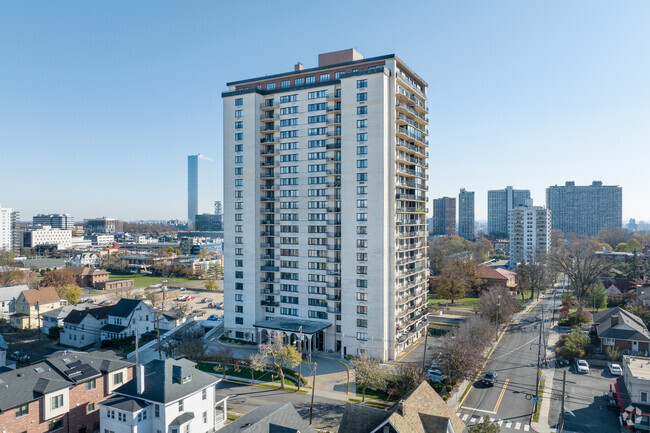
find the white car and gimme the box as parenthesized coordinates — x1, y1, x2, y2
(576, 359, 589, 374)
(608, 362, 623, 376)
(176, 295, 188, 301)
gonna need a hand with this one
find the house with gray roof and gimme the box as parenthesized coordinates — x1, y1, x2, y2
(0, 284, 28, 319)
(100, 298, 156, 341)
(218, 402, 315, 433)
(339, 381, 466, 433)
(60, 305, 112, 348)
(99, 358, 228, 433)
(0, 350, 133, 433)
(593, 306, 650, 355)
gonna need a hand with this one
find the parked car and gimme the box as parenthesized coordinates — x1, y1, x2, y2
(482, 371, 498, 387)
(184, 296, 195, 301)
(576, 359, 590, 374)
(176, 295, 188, 301)
(201, 297, 213, 303)
(179, 287, 186, 291)
(216, 302, 224, 309)
(207, 314, 221, 321)
(207, 302, 217, 308)
(427, 369, 447, 383)
(85, 298, 96, 304)
(608, 362, 623, 376)
(192, 309, 206, 317)
(98, 300, 112, 306)
(10, 351, 30, 362)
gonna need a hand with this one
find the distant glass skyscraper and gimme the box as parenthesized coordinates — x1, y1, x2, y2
(187, 154, 216, 226)
(33, 213, 74, 230)
(458, 188, 475, 240)
(488, 186, 531, 237)
(432, 197, 456, 236)
(214, 200, 223, 216)
(546, 181, 622, 237)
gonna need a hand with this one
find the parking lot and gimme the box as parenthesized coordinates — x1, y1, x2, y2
(79, 283, 225, 320)
(548, 362, 621, 432)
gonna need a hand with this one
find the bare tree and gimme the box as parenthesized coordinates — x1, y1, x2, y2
(177, 340, 206, 362)
(478, 286, 521, 325)
(352, 353, 387, 402)
(211, 347, 234, 379)
(548, 240, 610, 309)
(249, 352, 269, 385)
(516, 261, 551, 301)
(597, 228, 632, 250)
(256, 337, 301, 389)
(111, 285, 137, 302)
(438, 316, 495, 384)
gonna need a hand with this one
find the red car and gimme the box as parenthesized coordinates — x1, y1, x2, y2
(183, 296, 195, 301)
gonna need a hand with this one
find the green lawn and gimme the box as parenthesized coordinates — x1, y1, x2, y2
(108, 273, 196, 287)
(428, 294, 480, 309)
(196, 362, 304, 388)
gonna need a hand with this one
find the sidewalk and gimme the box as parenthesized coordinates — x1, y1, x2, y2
(531, 308, 562, 433)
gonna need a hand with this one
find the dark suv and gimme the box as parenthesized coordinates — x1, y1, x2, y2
(482, 371, 498, 387)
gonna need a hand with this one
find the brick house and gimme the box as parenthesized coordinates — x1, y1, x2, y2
(593, 307, 650, 355)
(0, 351, 133, 433)
(68, 266, 110, 288)
(476, 267, 517, 291)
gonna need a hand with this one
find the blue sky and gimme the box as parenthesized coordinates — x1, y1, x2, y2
(1, 1, 648, 222)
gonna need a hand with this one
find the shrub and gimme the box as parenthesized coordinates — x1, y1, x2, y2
(558, 312, 592, 328)
(48, 326, 62, 340)
(558, 334, 590, 359)
(559, 305, 569, 319)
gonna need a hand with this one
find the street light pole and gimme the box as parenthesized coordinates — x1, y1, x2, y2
(495, 295, 502, 342)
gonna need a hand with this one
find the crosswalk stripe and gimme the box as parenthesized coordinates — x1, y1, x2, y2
(456, 413, 461, 417)
(498, 420, 503, 426)
(470, 417, 477, 423)
(524, 425, 530, 431)
(515, 422, 521, 430)
(462, 414, 469, 421)
(506, 421, 512, 428)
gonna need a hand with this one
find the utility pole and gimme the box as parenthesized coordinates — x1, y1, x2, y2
(298, 326, 303, 392)
(421, 324, 429, 372)
(496, 295, 502, 341)
(155, 315, 162, 360)
(135, 320, 139, 367)
(559, 369, 567, 433)
(309, 362, 317, 425)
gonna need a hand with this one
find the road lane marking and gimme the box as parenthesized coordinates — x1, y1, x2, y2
(461, 406, 496, 414)
(462, 414, 469, 421)
(515, 422, 521, 430)
(470, 417, 477, 423)
(498, 420, 503, 426)
(524, 424, 530, 431)
(506, 421, 512, 428)
(493, 378, 510, 413)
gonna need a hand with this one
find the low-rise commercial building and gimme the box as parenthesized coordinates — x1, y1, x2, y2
(22, 225, 73, 250)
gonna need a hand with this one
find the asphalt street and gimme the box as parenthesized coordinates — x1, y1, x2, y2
(216, 381, 347, 431)
(458, 294, 556, 432)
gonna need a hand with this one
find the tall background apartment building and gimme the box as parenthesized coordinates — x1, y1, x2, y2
(488, 186, 531, 237)
(432, 197, 456, 236)
(0, 204, 19, 253)
(222, 49, 429, 360)
(546, 181, 622, 237)
(458, 188, 475, 240)
(187, 154, 217, 227)
(33, 213, 74, 230)
(508, 200, 550, 266)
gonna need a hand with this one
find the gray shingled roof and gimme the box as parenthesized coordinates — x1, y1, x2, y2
(64, 305, 112, 324)
(109, 299, 144, 318)
(0, 362, 70, 412)
(101, 394, 149, 412)
(46, 350, 132, 377)
(339, 403, 390, 433)
(114, 358, 218, 404)
(594, 307, 650, 342)
(170, 412, 195, 426)
(218, 402, 316, 433)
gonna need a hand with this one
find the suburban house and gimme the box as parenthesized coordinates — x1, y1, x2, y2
(100, 299, 156, 341)
(68, 266, 110, 288)
(0, 350, 133, 433)
(218, 402, 315, 433)
(158, 313, 186, 332)
(476, 267, 517, 291)
(593, 307, 650, 355)
(60, 305, 112, 349)
(9, 287, 64, 330)
(601, 277, 641, 296)
(0, 284, 28, 319)
(339, 381, 466, 433)
(99, 358, 228, 433)
(615, 355, 650, 431)
(41, 304, 97, 335)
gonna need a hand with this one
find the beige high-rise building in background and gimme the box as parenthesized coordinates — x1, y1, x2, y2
(221, 49, 429, 360)
(508, 201, 551, 266)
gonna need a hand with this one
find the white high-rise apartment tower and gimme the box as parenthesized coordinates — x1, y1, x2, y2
(508, 200, 551, 267)
(222, 49, 429, 360)
(0, 204, 19, 252)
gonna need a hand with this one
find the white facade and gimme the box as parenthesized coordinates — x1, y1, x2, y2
(0, 285, 27, 319)
(101, 301, 156, 340)
(23, 226, 73, 249)
(222, 50, 428, 360)
(508, 205, 551, 266)
(69, 253, 100, 267)
(623, 355, 650, 405)
(61, 310, 106, 348)
(0, 204, 16, 251)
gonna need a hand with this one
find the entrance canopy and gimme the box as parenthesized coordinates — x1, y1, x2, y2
(253, 318, 330, 335)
